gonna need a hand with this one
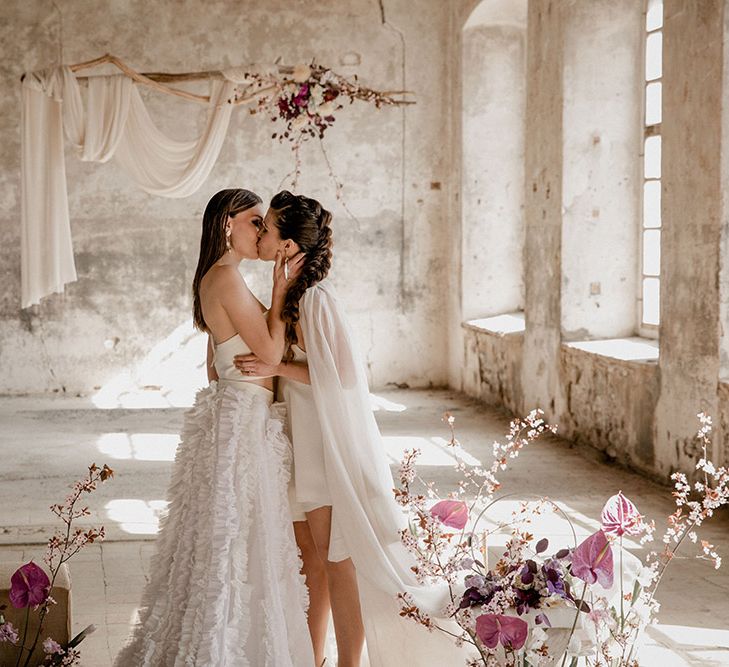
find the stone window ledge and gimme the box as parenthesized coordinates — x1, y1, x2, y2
(563, 337, 659, 363)
(463, 312, 525, 335)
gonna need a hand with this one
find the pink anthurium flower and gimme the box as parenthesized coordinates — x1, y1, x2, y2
(601, 491, 642, 537)
(430, 500, 468, 530)
(9, 561, 51, 608)
(475, 613, 528, 650)
(571, 530, 614, 589)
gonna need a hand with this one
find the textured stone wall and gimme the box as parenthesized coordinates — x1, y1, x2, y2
(0, 0, 451, 395)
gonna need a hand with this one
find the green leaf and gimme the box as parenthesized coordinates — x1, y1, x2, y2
(630, 579, 642, 608)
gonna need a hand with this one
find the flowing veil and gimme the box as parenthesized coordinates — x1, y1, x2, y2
(300, 282, 468, 666)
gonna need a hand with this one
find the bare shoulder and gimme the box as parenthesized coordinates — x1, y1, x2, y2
(201, 265, 248, 297)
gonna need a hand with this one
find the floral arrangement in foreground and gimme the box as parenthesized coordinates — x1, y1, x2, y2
(396, 412, 728, 666)
(0, 463, 113, 666)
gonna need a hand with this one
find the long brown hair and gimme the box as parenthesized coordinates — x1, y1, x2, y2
(269, 190, 333, 355)
(192, 188, 262, 331)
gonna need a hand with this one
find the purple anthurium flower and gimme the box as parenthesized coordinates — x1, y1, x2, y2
(571, 530, 614, 589)
(601, 491, 642, 537)
(9, 561, 51, 608)
(430, 500, 468, 530)
(475, 613, 528, 650)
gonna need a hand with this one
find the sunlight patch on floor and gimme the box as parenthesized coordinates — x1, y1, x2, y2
(382, 435, 482, 466)
(370, 392, 407, 412)
(105, 499, 168, 535)
(96, 433, 180, 461)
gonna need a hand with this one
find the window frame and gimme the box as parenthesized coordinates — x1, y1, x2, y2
(637, 0, 663, 338)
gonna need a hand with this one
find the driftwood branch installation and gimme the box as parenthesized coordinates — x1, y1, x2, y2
(65, 54, 414, 108)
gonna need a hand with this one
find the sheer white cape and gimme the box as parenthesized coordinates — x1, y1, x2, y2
(300, 282, 468, 666)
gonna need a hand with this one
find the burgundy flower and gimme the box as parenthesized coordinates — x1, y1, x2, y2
(9, 561, 51, 608)
(430, 500, 468, 529)
(475, 613, 528, 650)
(601, 491, 642, 537)
(571, 530, 614, 589)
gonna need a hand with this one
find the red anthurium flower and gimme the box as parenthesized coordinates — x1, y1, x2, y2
(9, 561, 51, 609)
(475, 613, 528, 650)
(601, 491, 642, 537)
(430, 500, 468, 530)
(571, 530, 614, 589)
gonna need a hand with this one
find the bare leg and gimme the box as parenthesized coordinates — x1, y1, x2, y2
(306, 506, 365, 667)
(294, 520, 331, 667)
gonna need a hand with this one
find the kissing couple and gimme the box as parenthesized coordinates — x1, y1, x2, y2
(115, 189, 463, 666)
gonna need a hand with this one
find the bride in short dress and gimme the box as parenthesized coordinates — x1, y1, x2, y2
(115, 188, 314, 667)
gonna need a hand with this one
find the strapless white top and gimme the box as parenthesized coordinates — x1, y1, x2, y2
(214, 334, 270, 382)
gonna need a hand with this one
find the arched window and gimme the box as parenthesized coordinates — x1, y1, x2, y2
(461, 0, 527, 323)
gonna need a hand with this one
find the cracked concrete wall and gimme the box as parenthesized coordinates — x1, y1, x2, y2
(455, 0, 728, 479)
(0, 0, 451, 395)
(461, 18, 526, 322)
(561, 0, 642, 341)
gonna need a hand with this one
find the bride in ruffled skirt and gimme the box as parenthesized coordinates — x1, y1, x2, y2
(115, 189, 313, 667)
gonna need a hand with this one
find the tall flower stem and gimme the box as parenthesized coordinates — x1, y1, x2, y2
(14, 606, 30, 667)
(619, 534, 624, 632)
(560, 582, 588, 667)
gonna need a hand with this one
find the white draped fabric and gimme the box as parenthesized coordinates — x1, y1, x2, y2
(20, 66, 236, 308)
(300, 282, 469, 666)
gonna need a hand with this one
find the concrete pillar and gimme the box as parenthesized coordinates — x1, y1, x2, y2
(655, 0, 724, 474)
(521, 0, 564, 419)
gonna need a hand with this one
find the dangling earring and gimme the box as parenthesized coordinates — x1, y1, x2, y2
(284, 256, 290, 281)
(225, 227, 232, 252)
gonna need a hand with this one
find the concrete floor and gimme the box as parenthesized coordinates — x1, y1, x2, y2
(1, 388, 728, 666)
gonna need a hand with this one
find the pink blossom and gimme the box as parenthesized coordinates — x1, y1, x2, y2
(43, 637, 64, 655)
(475, 613, 528, 650)
(430, 500, 469, 530)
(601, 491, 642, 537)
(9, 561, 51, 608)
(0, 622, 19, 644)
(571, 530, 614, 589)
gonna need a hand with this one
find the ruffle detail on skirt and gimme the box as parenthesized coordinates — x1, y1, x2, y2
(113, 383, 312, 667)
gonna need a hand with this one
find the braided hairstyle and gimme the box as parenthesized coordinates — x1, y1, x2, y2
(192, 188, 262, 331)
(269, 190, 333, 355)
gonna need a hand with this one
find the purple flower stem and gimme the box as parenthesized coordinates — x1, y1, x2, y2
(561, 581, 588, 667)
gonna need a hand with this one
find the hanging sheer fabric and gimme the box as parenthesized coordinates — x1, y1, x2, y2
(21, 68, 78, 309)
(300, 281, 469, 666)
(20, 66, 236, 308)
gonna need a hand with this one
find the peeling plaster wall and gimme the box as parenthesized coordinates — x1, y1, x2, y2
(654, 0, 724, 475)
(461, 20, 525, 322)
(0, 0, 451, 395)
(561, 0, 642, 341)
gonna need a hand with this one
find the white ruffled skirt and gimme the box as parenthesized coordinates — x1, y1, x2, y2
(114, 381, 313, 667)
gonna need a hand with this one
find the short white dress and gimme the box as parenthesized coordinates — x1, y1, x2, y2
(280, 346, 348, 561)
(114, 334, 313, 667)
